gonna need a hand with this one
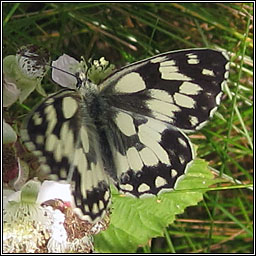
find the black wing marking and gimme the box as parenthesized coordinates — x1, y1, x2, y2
(21, 89, 111, 223)
(101, 108, 194, 197)
(99, 49, 229, 132)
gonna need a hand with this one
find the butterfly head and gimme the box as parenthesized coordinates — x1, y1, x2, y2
(75, 71, 98, 94)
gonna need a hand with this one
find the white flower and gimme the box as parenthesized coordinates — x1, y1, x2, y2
(51, 54, 79, 89)
(3, 180, 68, 253)
(3, 180, 106, 253)
(16, 44, 50, 80)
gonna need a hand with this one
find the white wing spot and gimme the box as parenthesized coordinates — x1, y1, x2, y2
(178, 137, 187, 147)
(138, 124, 170, 165)
(45, 134, 58, 152)
(127, 147, 143, 171)
(115, 112, 136, 137)
(31, 149, 42, 157)
(45, 98, 54, 104)
(139, 147, 159, 166)
(92, 203, 99, 215)
(147, 98, 181, 118)
(186, 53, 198, 58)
(179, 82, 202, 95)
(114, 72, 146, 93)
(171, 169, 178, 178)
(84, 204, 90, 213)
(146, 118, 168, 133)
(160, 60, 176, 66)
(159, 62, 192, 81)
(60, 168, 67, 179)
(104, 190, 110, 201)
(74, 149, 88, 179)
(45, 105, 57, 135)
(187, 58, 199, 64)
(62, 97, 78, 119)
(78, 152, 88, 182)
(80, 162, 98, 193)
(186, 53, 200, 64)
(149, 89, 174, 103)
(138, 183, 150, 193)
(138, 122, 161, 142)
(189, 115, 199, 126)
(98, 200, 105, 210)
(120, 184, 134, 191)
(35, 135, 44, 144)
(151, 112, 173, 123)
(155, 176, 167, 188)
(179, 155, 185, 165)
(114, 151, 130, 173)
(206, 92, 213, 97)
(60, 122, 69, 141)
(54, 141, 62, 162)
(174, 92, 195, 108)
(202, 69, 215, 76)
(32, 112, 43, 126)
(64, 131, 74, 158)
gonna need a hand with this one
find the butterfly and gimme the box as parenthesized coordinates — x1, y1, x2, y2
(21, 48, 229, 223)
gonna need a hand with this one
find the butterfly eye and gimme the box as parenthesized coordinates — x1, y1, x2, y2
(75, 72, 84, 88)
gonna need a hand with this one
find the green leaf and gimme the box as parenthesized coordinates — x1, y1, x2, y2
(95, 159, 224, 253)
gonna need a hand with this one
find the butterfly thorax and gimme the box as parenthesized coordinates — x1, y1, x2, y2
(77, 77, 102, 117)
(79, 77, 98, 95)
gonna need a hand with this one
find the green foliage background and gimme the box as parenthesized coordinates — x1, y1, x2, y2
(3, 2, 253, 253)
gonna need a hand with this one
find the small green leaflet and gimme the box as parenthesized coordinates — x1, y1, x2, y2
(95, 159, 225, 253)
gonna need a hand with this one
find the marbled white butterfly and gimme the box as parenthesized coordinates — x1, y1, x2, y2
(21, 49, 229, 223)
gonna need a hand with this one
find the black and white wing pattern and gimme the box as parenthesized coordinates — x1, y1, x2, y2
(102, 110, 194, 197)
(21, 48, 229, 222)
(98, 48, 229, 196)
(21, 89, 111, 223)
(100, 49, 229, 131)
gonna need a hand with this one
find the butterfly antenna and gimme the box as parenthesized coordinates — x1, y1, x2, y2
(51, 64, 77, 78)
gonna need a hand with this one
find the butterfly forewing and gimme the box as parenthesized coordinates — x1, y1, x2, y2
(99, 48, 229, 197)
(100, 49, 229, 132)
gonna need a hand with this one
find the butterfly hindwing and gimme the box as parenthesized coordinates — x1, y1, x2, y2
(21, 89, 111, 223)
(103, 109, 194, 197)
(100, 49, 229, 132)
